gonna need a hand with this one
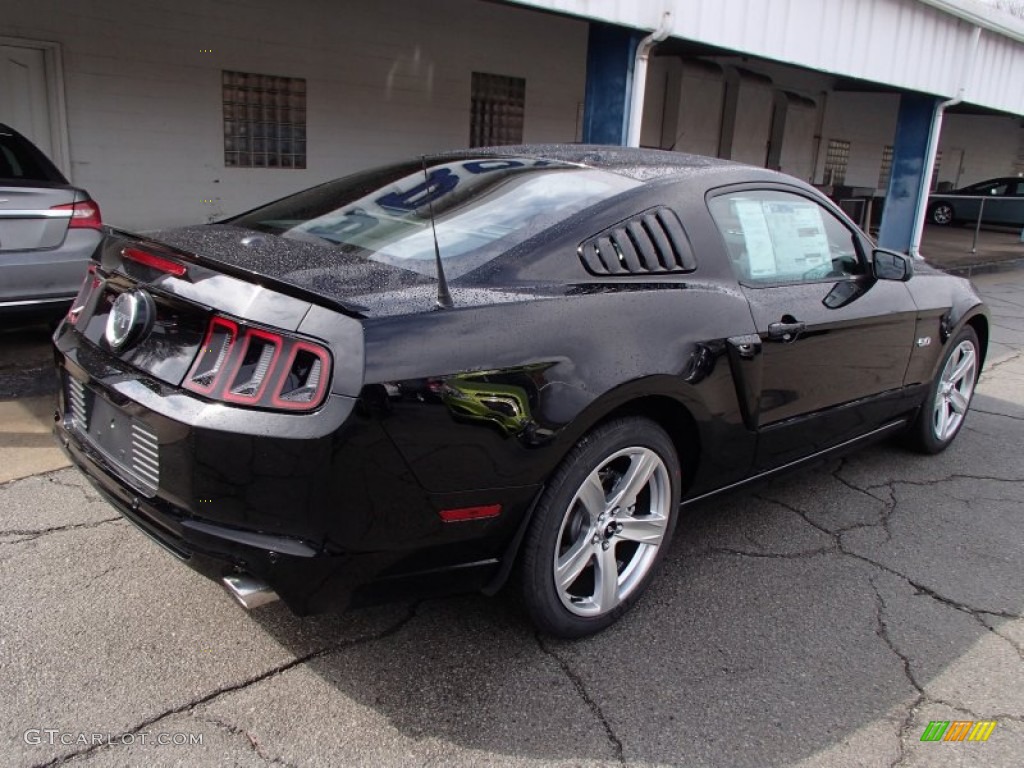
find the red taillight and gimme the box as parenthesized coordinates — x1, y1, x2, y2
(52, 199, 102, 229)
(184, 315, 331, 412)
(271, 341, 331, 409)
(222, 328, 282, 404)
(438, 504, 502, 523)
(186, 317, 238, 393)
(122, 246, 188, 277)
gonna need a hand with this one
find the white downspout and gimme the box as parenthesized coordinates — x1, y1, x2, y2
(909, 24, 981, 258)
(626, 11, 673, 148)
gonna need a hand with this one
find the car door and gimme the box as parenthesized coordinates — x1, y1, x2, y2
(707, 186, 918, 470)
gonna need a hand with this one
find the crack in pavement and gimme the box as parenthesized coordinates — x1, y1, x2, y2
(195, 713, 303, 768)
(40, 473, 105, 504)
(850, 473, 1024, 492)
(867, 579, 1024, 765)
(753, 489, 894, 542)
(0, 517, 121, 544)
(979, 613, 1024, 662)
(978, 352, 1024, 378)
(534, 632, 624, 764)
(972, 407, 1024, 421)
(706, 545, 836, 560)
(751, 482, 1022, 624)
(0, 469, 106, 511)
(831, 457, 894, 505)
(907, 580, 1023, 622)
(870, 580, 924, 768)
(29, 602, 422, 768)
(757, 467, 1024, 767)
(80, 561, 127, 593)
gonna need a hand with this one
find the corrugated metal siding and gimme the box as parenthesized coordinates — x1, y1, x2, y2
(508, 0, 1024, 115)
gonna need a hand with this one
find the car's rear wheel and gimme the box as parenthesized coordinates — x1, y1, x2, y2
(519, 417, 680, 638)
(929, 202, 955, 226)
(908, 326, 980, 454)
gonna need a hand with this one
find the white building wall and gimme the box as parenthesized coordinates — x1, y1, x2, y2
(817, 92, 901, 189)
(778, 100, 817, 182)
(730, 77, 773, 166)
(639, 55, 672, 148)
(675, 63, 725, 157)
(0, 0, 587, 230)
(638, 58, 727, 156)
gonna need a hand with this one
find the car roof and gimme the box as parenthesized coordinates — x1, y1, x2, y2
(425, 144, 789, 184)
(962, 177, 1021, 185)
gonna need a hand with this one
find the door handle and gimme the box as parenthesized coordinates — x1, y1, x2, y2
(767, 320, 805, 341)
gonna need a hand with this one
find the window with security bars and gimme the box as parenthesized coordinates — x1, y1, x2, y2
(823, 139, 850, 185)
(223, 71, 306, 168)
(470, 72, 525, 147)
(878, 145, 894, 190)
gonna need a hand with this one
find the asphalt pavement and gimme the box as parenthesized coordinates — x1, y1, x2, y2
(1, 269, 1022, 767)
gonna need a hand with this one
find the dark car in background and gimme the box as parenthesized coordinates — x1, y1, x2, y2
(53, 146, 987, 638)
(1, 123, 102, 320)
(928, 176, 1024, 227)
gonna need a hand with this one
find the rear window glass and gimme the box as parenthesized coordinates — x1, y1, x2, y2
(228, 157, 641, 278)
(0, 128, 66, 183)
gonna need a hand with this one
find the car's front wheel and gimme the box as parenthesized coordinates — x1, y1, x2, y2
(908, 326, 980, 454)
(519, 417, 680, 638)
(929, 202, 955, 226)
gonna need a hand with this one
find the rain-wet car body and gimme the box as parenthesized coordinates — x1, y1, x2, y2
(53, 146, 988, 636)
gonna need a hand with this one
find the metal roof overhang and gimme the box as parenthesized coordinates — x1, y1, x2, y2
(503, 0, 1024, 116)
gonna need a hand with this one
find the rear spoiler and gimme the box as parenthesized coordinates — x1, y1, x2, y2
(99, 226, 369, 318)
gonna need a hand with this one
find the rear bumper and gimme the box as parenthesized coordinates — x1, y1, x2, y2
(0, 228, 102, 311)
(52, 340, 536, 614)
(55, 419, 356, 613)
(56, 421, 514, 613)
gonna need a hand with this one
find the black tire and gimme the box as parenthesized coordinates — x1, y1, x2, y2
(518, 417, 681, 638)
(929, 201, 955, 226)
(907, 326, 980, 454)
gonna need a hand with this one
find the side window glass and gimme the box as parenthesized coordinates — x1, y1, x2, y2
(0, 144, 24, 178)
(708, 190, 862, 284)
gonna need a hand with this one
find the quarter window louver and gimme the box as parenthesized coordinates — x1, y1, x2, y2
(578, 208, 696, 276)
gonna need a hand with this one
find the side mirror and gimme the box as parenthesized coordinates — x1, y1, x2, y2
(872, 249, 914, 282)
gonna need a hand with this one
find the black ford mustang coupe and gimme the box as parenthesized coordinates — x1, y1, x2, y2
(54, 146, 987, 638)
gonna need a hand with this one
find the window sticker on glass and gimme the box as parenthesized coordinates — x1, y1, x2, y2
(762, 201, 830, 277)
(733, 200, 777, 279)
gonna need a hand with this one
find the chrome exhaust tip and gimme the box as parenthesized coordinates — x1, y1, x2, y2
(221, 573, 280, 610)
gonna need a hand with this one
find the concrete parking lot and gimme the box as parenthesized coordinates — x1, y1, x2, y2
(1, 268, 1022, 767)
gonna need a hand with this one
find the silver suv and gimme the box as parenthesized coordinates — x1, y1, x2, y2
(1, 123, 103, 320)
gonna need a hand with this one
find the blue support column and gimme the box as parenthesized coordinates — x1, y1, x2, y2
(878, 94, 942, 252)
(582, 23, 643, 145)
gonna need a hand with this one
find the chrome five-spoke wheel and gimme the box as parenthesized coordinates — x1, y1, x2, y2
(554, 447, 671, 616)
(519, 417, 680, 638)
(908, 325, 980, 454)
(932, 338, 977, 442)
